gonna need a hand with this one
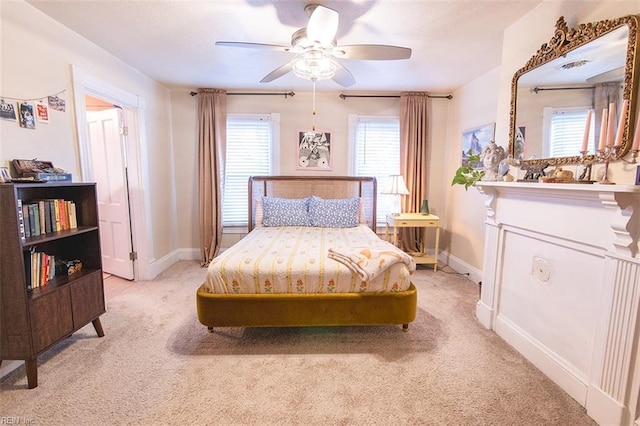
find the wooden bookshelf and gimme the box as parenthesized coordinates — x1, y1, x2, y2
(0, 182, 105, 388)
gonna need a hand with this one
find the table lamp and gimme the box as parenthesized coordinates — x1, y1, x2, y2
(382, 174, 409, 216)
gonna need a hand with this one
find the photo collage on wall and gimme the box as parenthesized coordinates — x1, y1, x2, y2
(0, 93, 66, 130)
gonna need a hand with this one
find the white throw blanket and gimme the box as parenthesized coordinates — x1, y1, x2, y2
(327, 241, 416, 281)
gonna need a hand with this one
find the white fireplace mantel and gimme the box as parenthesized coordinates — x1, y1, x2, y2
(475, 181, 640, 426)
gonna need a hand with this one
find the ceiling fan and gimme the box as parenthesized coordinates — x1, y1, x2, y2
(215, 3, 412, 87)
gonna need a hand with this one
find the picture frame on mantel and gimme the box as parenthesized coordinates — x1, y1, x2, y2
(297, 131, 332, 171)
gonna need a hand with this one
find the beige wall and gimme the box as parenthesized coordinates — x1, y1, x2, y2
(442, 68, 501, 276)
(0, 2, 177, 271)
(170, 91, 451, 250)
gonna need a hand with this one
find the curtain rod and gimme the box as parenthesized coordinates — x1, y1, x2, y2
(339, 93, 453, 100)
(189, 91, 295, 98)
(531, 86, 594, 94)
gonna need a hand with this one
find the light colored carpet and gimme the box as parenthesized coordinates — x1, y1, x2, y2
(0, 261, 596, 425)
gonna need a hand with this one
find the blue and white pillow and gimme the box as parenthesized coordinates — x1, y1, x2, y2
(261, 196, 310, 227)
(308, 196, 360, 228)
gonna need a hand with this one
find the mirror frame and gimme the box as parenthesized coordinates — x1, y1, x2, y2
(509, 15, 640, 166)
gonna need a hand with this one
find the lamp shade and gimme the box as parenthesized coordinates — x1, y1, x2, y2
(382, 175, 410, 195)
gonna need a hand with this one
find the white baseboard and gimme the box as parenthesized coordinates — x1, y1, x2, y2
(586, 384, 628, 426)
(494, 314, 588, 406)
(475, 300, 494, 329)
(144, 248, 200, 280)
(439, 250, 483, 284)
(0, 360, 23, 381)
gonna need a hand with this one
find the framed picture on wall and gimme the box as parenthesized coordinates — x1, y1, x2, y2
(297, 131, 332, 170)
(18, 101, 36, 129)
(0, 167, 11, 183)
(0, 99, 17, 121)
(461, 122, 495, 168)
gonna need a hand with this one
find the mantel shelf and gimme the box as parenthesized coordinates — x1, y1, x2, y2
(477, 181, 640, 194)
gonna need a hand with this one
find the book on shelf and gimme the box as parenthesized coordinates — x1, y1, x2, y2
(22, 203, 31, 238)
(28, 203, 39, 237)
(58, 199, 67, 230)
(54, 199, 61, 231)
(17, 199, 26, 240)
(38, 201, 45, 236)
(67, 201, 77, 229)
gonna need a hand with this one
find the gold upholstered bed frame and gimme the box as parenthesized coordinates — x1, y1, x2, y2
(196, 176, 418, 331)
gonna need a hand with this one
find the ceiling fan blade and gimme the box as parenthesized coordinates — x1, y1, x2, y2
(307, 5, 339, 45)
(336, 44, 412, 60)
(332, 62, 355, 87)
(216, 41, 290, 52)
(260, 62, 294, 83)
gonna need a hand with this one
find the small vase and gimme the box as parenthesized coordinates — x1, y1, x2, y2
(420, 200, 429, 215)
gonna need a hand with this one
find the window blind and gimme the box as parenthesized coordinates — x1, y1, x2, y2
(223, 115, 272, 226)
(353, 116, 401, 221)
(548, 108, 594, 157)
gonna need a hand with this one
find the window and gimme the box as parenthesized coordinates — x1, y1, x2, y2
(223, 113, 279, 227)
(542, 107, 594, 157)
(349, 114, 401, 222)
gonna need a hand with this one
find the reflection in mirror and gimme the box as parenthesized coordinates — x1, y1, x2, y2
(509, 15, 640, 167)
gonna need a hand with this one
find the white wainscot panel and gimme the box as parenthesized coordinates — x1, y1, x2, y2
(496, 228, 603, 400)
(476, 182, 640, 426)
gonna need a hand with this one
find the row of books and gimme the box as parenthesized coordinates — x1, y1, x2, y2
(17, 198, 78, 240)
(24, 249, 55, 291)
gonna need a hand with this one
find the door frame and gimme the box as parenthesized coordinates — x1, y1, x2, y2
(71, 66, 153, 281)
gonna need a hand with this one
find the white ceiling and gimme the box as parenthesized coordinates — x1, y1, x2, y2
(25, 0, 543, 93)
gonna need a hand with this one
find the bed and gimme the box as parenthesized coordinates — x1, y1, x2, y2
(196, 176, 418, 331)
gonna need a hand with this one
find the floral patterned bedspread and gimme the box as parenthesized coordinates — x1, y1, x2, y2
(203, 225, 414, 294)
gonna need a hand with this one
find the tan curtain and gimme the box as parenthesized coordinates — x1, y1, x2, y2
(198, 89, 227, 265)
(399, 92, 429, 253)
(593, 83, 621, 150)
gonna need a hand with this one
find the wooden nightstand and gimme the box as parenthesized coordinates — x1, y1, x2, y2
(385, 213, 440, 271)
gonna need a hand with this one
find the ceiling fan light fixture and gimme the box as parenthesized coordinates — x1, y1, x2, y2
(292, 50, 336, 81)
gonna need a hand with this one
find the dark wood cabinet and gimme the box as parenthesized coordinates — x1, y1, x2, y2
(0, 182, 105, 388)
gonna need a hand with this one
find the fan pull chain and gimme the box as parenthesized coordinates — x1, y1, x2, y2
(312, 79, 317, 131)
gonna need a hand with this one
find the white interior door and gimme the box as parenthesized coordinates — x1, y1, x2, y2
(87, 108, 135, 280)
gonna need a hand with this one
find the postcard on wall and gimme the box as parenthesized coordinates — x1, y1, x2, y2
(297, 131, 332, 170)
(0, 99, 17, 121)
(48, 95, 66, 112)
(36, 101, 50, 123)
(461, 122, 495, 167)
(17, 101, 36, 130)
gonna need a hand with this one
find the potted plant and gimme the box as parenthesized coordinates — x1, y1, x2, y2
(451, 150, 485, 190)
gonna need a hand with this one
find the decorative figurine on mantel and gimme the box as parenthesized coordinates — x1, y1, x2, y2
(480, 141, 506, 181)
(519, 162, 550, 182)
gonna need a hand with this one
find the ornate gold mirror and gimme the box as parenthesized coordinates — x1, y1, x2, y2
(509, 15, 640, 166)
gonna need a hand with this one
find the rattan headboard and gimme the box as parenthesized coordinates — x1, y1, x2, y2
(248, 176, 377, 232)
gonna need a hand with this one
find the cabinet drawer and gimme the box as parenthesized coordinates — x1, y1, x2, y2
(395, 220, 438, 227)
(29, 286, 73, 353)
(70, 271, 105, 329)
